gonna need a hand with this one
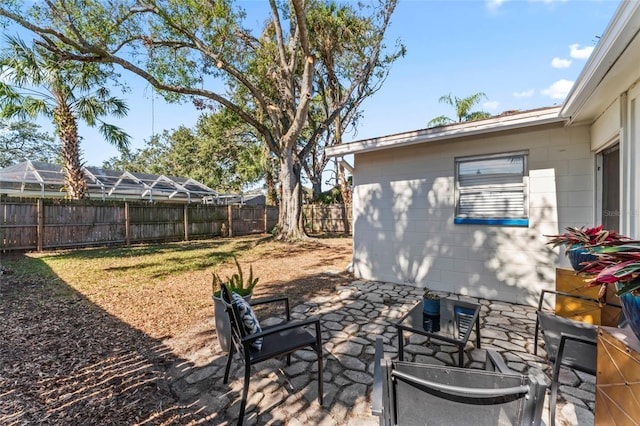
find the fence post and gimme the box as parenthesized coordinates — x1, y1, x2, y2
(184, 204, 189, 241)
(227, 204, 233, 237)
(263, 205, 268, 233)
(125, 202, 130, 246)
(37, 198, 44, 252)
(310, 205, 315, 233)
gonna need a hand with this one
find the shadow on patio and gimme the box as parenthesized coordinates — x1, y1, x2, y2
(174, 280, 596, 425)
(1, 258, 595, 425)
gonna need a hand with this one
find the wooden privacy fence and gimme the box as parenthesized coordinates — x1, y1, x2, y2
(303, 204, 352, 234)
(0, 198, 348, 251)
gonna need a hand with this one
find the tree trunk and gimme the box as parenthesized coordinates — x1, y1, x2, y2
(54, 103, 87, 199)
(338, 164, 351, 234)
(311, 177, 322, 201)
(275, 149, 306, 241)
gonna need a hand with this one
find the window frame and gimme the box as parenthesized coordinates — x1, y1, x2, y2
(454, 150, 529, 226)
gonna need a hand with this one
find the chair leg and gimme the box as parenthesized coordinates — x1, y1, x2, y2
(287, 353, 291, 366)
(238, 362, 251, 426)
(534, 319, 540, 356)
(550, 362, 562, 426)
(224, 346, 235, 384)
(317, 345, 323, 406)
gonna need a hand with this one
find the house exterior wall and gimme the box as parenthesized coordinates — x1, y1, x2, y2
(591, 100, 620, 151)
(621, 83, 640, 238)
(351, 122, 593, 306)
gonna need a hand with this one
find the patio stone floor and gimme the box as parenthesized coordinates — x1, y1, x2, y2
(168, 280, 595, 425)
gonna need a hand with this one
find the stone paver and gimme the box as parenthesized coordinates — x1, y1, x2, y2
(167, 280, 594, 425)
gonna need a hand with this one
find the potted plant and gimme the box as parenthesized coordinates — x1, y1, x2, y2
(545, 225, 629, 271)
(546, 226, 640, 341)
(212, 257, 260, 352)
(422, 288, 441, 316)
(582, 243, 640, 341)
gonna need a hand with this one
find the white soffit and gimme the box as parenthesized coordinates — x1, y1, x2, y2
(326, 107, 564, 158)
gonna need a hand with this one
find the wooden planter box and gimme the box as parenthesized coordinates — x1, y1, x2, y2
(555, 268, 621, 327)
(595, 326, 640, 424)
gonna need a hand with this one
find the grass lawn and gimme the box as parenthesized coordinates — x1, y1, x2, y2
(1, 234, 353, 339)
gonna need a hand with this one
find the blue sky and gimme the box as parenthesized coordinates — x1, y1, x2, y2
(5, 0, 622, 167)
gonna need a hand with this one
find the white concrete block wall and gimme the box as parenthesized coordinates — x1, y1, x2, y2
(351, 123, 594, 306)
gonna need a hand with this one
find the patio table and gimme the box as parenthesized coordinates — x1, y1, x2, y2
(395, 298, 481, 367)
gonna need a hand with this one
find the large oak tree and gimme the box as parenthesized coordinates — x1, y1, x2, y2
(0, 0, 398, 240)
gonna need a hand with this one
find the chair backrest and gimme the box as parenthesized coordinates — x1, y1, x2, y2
(380, 359, 547, 426)
(220, 284, 248, 353)
(536, 310, 598, 373)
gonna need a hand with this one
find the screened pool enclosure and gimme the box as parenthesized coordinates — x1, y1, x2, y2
(0, 161, 242, 204)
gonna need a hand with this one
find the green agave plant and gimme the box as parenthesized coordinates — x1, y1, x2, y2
(212, 257, 259, 298)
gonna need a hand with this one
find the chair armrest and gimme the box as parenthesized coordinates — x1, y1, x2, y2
(538, 289, 622, 310)
(371, 337, 384, 416)
(250, 296, 289, 307)
(249, 296, 290, 322)
(241, 316, 320, 343)
(486, 349, 517, 374)
(559, 331, 598, 347)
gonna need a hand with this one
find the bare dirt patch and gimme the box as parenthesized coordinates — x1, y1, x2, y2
(0, 235, 353, 425)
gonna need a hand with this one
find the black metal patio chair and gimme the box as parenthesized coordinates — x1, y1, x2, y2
(372, 337, 547, 426)
(534, 289, 625, 426)
(220, 284, 323, 425)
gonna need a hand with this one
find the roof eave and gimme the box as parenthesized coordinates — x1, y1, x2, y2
(326, 107, 564, 158)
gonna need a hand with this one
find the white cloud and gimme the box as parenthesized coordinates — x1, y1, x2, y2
(483, 101, 500, 111)
(542, 79, 574, 99)
(569, 43, 594, 59)
(513, 89, 535, 98)
(551, 57, 572, 69)
(486, 0, 508, 11)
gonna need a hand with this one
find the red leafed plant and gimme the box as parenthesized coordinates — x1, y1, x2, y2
(545, 225, 629, 253)
(546, 226, 640, 302)
(582, 244, 640, 298)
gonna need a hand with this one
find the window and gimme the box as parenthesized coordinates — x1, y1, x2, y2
(454, 151, 529, 226)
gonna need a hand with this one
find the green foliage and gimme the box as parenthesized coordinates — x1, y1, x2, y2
(301, 1, 405, 198)
(423, 288, 440, 300)
(428, 92, 492, 128)
(0, 0, 400, 240)
(0, 119, 59, 167)
(104, 107, 266, 192)
(313, 187, 342, 204)
(0, 35, 130, 151)
(0, 34, 130, 198)
(211, 257, 259, 298)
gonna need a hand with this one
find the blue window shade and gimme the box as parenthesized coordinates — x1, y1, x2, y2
(454, 217, 529, 227)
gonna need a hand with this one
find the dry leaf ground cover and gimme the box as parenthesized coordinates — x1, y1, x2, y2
(0, 235, 353, 425)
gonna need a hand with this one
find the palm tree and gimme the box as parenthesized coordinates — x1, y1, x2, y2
(428, 92, 492, 128)
(0, 36, 130, 199)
